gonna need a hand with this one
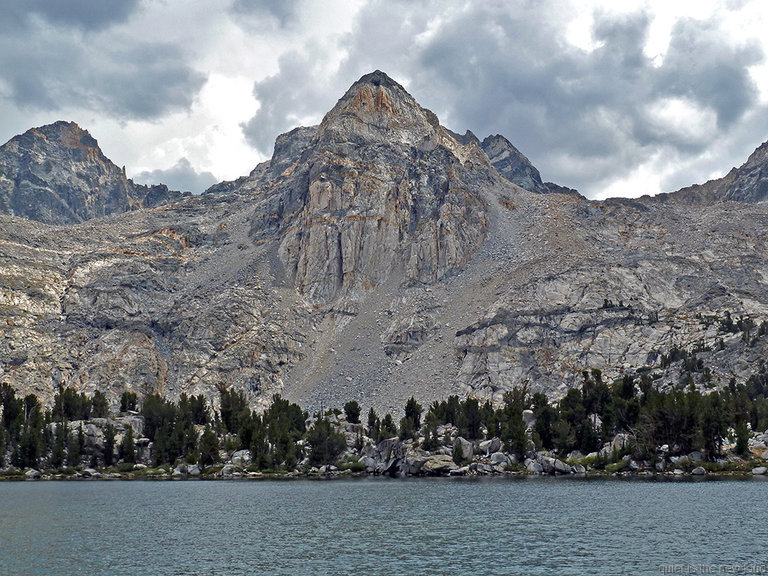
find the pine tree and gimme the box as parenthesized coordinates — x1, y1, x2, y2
(0, 424, 5, 467)
(68, 424, 84, 467)
(344, 401, 361, 424)
(380, 414, 397, 439)
(103, 423, 116, 467)
(51, 422, 67, 469)
(91, 391, 110, 418)
(735, 419, 749, 456)
(120, 391, 138, 413)
(367, 407, 378, 435)
(307, 418, 347, 466)
(198, 425, 220, 467)
(404, 397, 423, 430)
(120, 425, 136, 463)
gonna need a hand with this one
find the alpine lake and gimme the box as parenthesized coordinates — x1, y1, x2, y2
(0, 476, 766, 575)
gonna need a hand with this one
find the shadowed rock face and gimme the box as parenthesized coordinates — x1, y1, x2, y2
(481, 134, 548, 194)
(0, 121, 184, 224)
(2, 71, 768, 416)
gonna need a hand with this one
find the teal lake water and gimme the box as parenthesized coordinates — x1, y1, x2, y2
(0, 477, 766, 575)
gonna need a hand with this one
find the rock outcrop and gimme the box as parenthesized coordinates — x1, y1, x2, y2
(0, 121, 185, 225)
(481, 134, 549, 194)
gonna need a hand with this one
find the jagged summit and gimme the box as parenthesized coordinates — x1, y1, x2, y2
(0, 121, 186, 225)
(356, 69, 408, 91)
(668, 137, 768, 204)
(315, 70, 443, 150)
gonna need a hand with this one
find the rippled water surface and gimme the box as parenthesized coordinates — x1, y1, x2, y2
(0, 477, 766, 575)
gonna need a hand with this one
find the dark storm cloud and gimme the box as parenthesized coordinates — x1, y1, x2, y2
(655, 17, 762, 128)
(241, 1, 766, 197)
(230, 0, 301, 27)
(0, 0, 140, 30)
(0, 13, 206, 120)
(134, 158, 218, 195)
(241, 50, 337, 154)
(403, 5, 764, 192)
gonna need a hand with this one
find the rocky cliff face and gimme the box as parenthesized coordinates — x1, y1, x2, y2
(2, 72, 768, 415)
(0, 121, 185, 225)
(232, 71, 491, 304)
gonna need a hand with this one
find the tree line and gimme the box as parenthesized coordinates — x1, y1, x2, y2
(1, 364, 767, 472)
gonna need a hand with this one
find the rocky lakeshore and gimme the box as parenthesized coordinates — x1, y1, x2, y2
(4, 405, 767, 482)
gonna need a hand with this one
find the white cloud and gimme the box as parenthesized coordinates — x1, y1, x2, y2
(644, 97, 718, 146)
(1, 0, 768, 199)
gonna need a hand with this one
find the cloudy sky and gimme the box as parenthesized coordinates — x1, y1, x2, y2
(1, 0, 767, 198)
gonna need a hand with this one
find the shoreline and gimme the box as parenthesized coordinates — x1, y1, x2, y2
(3, 468, 767, 482)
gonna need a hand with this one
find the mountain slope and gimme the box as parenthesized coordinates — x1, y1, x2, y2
(0, 121, 185, 225)
(2, 72, 768, 416)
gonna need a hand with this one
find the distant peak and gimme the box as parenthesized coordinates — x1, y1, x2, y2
(22, 121, 95, 146)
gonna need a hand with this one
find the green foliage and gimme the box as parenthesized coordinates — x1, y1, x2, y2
(605, 459, 630, 474)
(452, 439, 466, 465)
(337, 457, 366, 473)
(91, 391, 110, 419)
(68, 424, 84, 467)
(404, 397, 423, 430)
(52, 387, 91, 422)
(0, 383, 23, 441)
(0, 424, 6, 467)
(532, 392, 557, 450)
(51, 423, 67, 469)
(735, 419, 749, 456)
(306, 418, 347, 466)
(198, 425, 220, 467)
(367, 407, 378, 434)
(263, 395, 306, 468)
(701, 391, 727, 457)
(13, 427, 41, 468)
(380, 414, 397, 440)
(427, 396, 461, 426)
(399, 396, 423, 440)
(420, 423, 440, 451)
(247, 415, 271, 469)
(141, 394, 176, 441)
(218, 386, 250, 435)
(500, 387, 529, 456)
(119, 425, 136, 464)
(343, 401, 361, 424)
(189, 395, 209, 425)
(103, 423, 116, 467)
(120, 391, 138, 413)
(457, 398, 482, 440)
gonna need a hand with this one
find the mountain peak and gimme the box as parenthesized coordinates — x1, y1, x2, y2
(20, 120, 102, 163)
(316, 70, 439, 149)
(0, 121, 183, 224)
(354, 70, 408, 92)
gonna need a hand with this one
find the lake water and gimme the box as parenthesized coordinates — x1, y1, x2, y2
(0, 477, 766, 576)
